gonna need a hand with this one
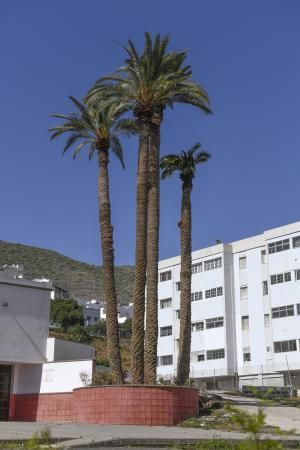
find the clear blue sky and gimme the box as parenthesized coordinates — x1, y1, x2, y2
(0, 0, 299, 266)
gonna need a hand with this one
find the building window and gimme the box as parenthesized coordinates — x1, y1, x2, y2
(217, 286, 223, 296)
(262, 281, 268, 296)
(272, 305, 294, 319)
(94, 317, 98, 322)
(285, 272, 292, 282)
(86, 315, 91, 321)
(197, 353, 205, 362)
(205, 286, 223, 299)
(274, 340, 297, 353)
(243, 352, 251, 362)
(295, 270, 300, 281)
(206, 317, 224, 329)
(270, 272, 291, 285)
(207, 348, 225, 360)
(241, 315, 249, 330)
(240, 285, 248, 299)
(175, 310, 180, 319)
(192, 262, 202, 274)
(204, 257, 222, 271)
(239, 257, 247, 270)
(160, 298, 172, 309)
(268, 239, 290, 254)
(293, 236, 300, 248)
(160, 326, 172, 337)
(191, 291, 203, 302)
(261, 249, 267, 264)
(160, 271, 172, 282)
(297, 304, 300, 315)
(175, 282, 181, 291)
(160, 355, 173, 365)
(192, 321, 204, 332)
(264, 314, 270, 327)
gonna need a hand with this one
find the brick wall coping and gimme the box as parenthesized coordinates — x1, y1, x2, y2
(73, 385, 199, 391)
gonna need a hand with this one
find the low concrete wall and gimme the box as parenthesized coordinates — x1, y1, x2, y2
(9, 385, 198, 426)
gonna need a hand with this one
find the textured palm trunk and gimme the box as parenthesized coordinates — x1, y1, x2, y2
(131, 122, 151, 384)
(98, 148, 123, 384)
(176, 184, 192, 385)
(144, 122, 160, 384)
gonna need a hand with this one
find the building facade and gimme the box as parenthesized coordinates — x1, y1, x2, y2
(157, 221, 300, 390)
(0, 267, 94, 421)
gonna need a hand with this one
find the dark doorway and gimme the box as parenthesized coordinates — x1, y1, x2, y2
(0, 365, 12, 421)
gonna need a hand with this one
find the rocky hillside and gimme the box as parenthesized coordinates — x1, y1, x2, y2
(0, 241, 134, 304)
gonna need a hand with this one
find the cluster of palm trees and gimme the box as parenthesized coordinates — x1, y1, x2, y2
(49, 33, 211, 386)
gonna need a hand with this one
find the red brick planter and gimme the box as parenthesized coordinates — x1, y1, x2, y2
(10, 385, 198, 426)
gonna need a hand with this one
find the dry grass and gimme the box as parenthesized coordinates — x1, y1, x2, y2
(49, 330, 131, 370)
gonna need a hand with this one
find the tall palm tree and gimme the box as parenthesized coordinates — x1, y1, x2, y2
(86, 33, 211, 384)
(160, 144, 210, 385)
(49, 97, 127, 384)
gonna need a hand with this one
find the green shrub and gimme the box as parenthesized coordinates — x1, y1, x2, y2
(96, 356, 110, 367)
(69, 324, 92, 344)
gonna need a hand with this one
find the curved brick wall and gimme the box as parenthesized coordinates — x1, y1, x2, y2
(10, 386, 198, 426)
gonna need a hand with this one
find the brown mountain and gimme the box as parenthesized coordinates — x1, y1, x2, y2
(0, 241, 134, 304)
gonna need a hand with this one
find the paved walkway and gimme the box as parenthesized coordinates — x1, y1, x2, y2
(1, 393, 299, 447)
(0, 421, 299, 448)
(221, 392, 300, 433)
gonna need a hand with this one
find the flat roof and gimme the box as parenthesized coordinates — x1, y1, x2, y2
(0, 275, 53, 291)
(158, 220, 300, 267)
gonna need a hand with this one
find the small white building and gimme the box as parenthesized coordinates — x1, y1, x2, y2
(157, 221, 300, 390)
(80, 299, 133, 327)
(33, 278, 70, 300)
(0, 267, 94, 421)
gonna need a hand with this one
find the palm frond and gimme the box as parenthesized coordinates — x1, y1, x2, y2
(63, 133, 86, 154)
(114, 118, 139, 137)
(160, 143, 210, 185)
(72, 141, 89, 159)
(110, 135, 125, 168)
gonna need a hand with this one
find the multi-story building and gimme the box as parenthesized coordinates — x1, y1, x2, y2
(157, 221, 300, 390)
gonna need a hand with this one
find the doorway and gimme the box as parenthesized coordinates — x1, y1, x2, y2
(0, 365, 12, 421)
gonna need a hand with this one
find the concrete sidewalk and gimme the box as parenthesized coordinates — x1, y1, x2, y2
(221, 392, 300, 433)
(0, 422, 299, 448)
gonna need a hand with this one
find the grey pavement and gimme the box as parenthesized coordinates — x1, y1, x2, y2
(0, 421, 299, 448)
(221, 392, 300, 433)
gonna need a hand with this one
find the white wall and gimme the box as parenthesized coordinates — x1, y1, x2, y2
(157, 221, 300, 382)
(0, 279, 51, 364)
(13, 360, 93, 394)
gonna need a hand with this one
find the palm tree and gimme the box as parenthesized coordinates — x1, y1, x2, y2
(160, 144, 210, 385)
(86, 33, 211, 384)
(49, 97, 127, 384)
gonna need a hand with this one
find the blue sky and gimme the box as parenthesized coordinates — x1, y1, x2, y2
(0, 0, 299, 266)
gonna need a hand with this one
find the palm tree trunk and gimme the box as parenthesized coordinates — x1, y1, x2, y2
(98, 148, 123, 384)
(131, 122, 151, 384)
(176, 184, 192, 385)
(144, 122, 160, 384)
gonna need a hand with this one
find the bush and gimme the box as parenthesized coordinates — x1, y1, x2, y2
(70, 324, 92, 344)
(92, 371, 114, 386)
(50, 298, 83, 332)
(88, 320, 106, 336)
(96, 356, 110, 367)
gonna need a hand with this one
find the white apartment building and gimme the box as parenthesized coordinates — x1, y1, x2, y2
(157, 221, 300, 390)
